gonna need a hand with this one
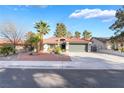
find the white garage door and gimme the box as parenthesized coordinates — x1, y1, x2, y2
(69, 43, 88, 52)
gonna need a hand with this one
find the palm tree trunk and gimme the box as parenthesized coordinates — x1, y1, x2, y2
(37, 34, 43, 52)
(40, 35, 43, 51)
(36, 43, 39, 53)
(37, 42, 40, 52)
(40, 40, 43, 50)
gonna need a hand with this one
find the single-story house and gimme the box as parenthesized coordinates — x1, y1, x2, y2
(91, 37, 113, 51)
(43, 37, 92, 52)
(0, 38, 24, 50)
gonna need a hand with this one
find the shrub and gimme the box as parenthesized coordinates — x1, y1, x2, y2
(121, 47, 124, 52)
(114, 48, 118, 51)
(54, 46, 62, 54)
(117, 47, 124, 52)
(47, 47, 52, 53)
(0, 45, 16, 56)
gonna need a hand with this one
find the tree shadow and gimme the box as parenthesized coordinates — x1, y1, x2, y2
(0, 68, 71, 88)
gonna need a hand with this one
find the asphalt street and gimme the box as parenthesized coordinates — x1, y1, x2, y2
(0, 68, 124, 88)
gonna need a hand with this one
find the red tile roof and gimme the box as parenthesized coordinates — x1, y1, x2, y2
(0, 39, 24, 45)
(0, 39, 9, 45)
(43, 37, 91, 44)
(66, 37, 91, 43)
(43, 37, 61, 44)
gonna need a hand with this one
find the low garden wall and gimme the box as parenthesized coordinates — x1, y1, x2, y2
(98, 49, 124, 57)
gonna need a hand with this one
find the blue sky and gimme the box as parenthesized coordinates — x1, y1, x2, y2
(0, 5, 122, 38)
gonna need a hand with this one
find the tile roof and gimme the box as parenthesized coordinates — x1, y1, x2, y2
(0, 38, 24, 45)
(43, 37, 91, 44)
(92, 37, 110, 43)
(43, 37, 59, 44)
(66, 37, 91, 43)
(0, 39, 9, 45)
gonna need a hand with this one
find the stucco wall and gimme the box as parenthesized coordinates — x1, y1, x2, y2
(92, 38, 107, 51)
(88, 42, 92, 52)
(43, 42, 92, 52)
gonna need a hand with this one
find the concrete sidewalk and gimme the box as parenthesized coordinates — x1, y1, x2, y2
(0, 61, 124, 69)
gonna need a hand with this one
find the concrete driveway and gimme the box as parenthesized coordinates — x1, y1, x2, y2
(69, 52, 124, 62)
(0, 52, 124, 69)
(69, 52, 124, 69)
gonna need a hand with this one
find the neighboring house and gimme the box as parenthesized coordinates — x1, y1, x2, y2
(112, 40, 124, 50)
(43, 37, 92, 52)
(0, 39, 8, 46)
(0, 38, 24, 50)
(91, 37, 112, 51)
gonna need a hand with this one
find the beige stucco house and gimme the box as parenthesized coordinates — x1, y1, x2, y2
(91, 37, 112, 51)
(43, 37, 92, 52)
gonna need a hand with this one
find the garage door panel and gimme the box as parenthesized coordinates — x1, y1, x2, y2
(69, 43, 87, 52)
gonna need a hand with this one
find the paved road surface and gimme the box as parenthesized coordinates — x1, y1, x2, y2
(0, 68, 124, 88)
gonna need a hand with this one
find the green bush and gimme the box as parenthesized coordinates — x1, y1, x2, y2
(54, 46, 62, 54)
(47, 47, 52, 53)
(0, 45, 16, 56)
(121, 47, 124, 52)
(117, 47, 124, 52)
(113, 48, 118, 51)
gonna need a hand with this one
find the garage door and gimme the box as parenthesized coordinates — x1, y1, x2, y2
(69, 43, 88, 52)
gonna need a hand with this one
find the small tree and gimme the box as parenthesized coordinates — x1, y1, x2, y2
(74, 31, 81, 38)
(54, 23, 67, 37)
(109, 6, 124, 34)
(0, 22, 24, 54)
(110, 32, 124, 51)
(82, 30, 92, 39)
(109, 6, 124, 51)
(25, 32, 40, 52)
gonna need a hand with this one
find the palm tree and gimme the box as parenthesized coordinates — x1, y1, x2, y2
(34, 21, 50, 51)
(75, 31, 81, 38)
(83, 30, 92, 39)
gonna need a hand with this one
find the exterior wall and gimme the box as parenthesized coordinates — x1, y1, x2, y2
(15, 45, 24, 53)
(16, 46, 24, 50)
(106, 41, 112, 49)
(88, 42, 92, 52)
(43, 44, 57, 52)
(92, 38, 107, 51)
(43, 44, 49, 52)
(66, 42, 69, 52)
(43, 42, 91, 52)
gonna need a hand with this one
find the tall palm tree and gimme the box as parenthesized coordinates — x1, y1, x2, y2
(75, 31, 81, 38)
(83, 30, 92, 39)
(34, 21, 50, 51)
